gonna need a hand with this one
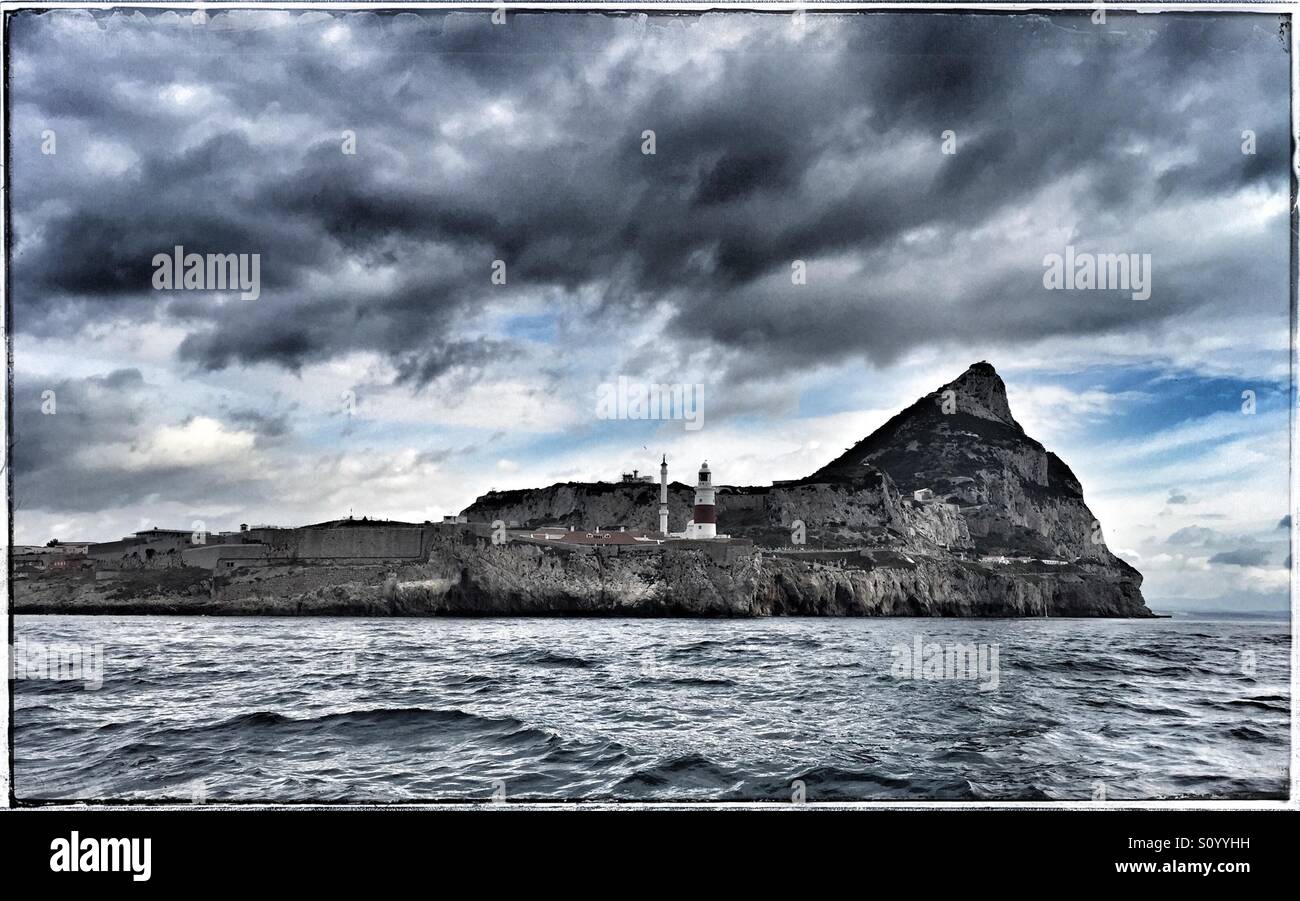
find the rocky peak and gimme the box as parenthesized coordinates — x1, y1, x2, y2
(936, 361, 1021, 431)
(808, 361, 1028, 485)
(798, 360, 1124, 562)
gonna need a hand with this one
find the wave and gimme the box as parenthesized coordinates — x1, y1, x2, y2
(1014, 658, 1130, 674)
(1215, 698, 1289, 713)
(491, 649, 598, 669)
(787, 764, 913, 791)
(747, 767, 1057, 801)
(1228, 725, 1278, 742)
(1081, 697, 1192, 718)
(615, 752, 742, 793)
(670, 676, 736, 687)
(443, 673, 503, 691)
(631, 675, 736, 687)
(450, 673, 499, 685)
(185, 705, 541, 740)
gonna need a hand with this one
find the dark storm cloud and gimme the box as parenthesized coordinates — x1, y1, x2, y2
(11, 368, 147, 478)
(1163, 524, 1281, 570)
(391, 337, 518, 389)
(223, 407, 291, 440)
(10, 369, 272, 514)
(7, 9, 1289, 384)
(1209, 548, 1270, 567)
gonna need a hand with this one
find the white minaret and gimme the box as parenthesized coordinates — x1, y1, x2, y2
(659, 454, 669, 536)
(691, 461, 717, 539)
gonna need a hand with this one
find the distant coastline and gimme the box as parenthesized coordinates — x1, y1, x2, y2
(1159, 609, 1290, 622)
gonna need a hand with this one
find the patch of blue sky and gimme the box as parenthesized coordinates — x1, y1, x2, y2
(1040, 365, 1284, 442)
(499, 311, 559, 344)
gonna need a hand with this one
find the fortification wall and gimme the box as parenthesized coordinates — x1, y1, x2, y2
(254, 526, 433, 562)
(297, 527, 424, 559)
(182, 544, 275, 571)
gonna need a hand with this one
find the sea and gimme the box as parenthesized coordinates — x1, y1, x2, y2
(11, 614, 1291, 803)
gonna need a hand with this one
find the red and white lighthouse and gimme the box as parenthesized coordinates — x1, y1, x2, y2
(689, 461, 717, 539)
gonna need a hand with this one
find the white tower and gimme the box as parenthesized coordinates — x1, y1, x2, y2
(659, 454, 669, 536)
(691, 461, 717, 539)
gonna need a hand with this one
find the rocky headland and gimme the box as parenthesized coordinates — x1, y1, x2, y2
(14, 362, 1150, 617)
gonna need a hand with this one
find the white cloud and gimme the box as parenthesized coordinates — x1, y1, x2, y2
(81, 417, 256, 472)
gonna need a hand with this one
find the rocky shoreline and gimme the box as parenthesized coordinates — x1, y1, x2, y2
(13, 528, 1150, 618)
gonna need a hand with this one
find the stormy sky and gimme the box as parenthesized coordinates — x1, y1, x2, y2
(5, 9, 1292, 610)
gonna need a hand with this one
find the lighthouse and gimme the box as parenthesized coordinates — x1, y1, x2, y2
(689, 461, 717, 539)
(659, 454, 670, 536)
(660, 458, 726, 541)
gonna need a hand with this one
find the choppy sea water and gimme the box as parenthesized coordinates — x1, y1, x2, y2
(12, 615, 1291, 802)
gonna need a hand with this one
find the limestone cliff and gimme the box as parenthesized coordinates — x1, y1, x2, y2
(401, 530, 1148, 617)
(807, 361, 1119, 563)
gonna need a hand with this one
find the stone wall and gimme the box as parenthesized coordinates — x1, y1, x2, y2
(251, 526, 434, 563)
